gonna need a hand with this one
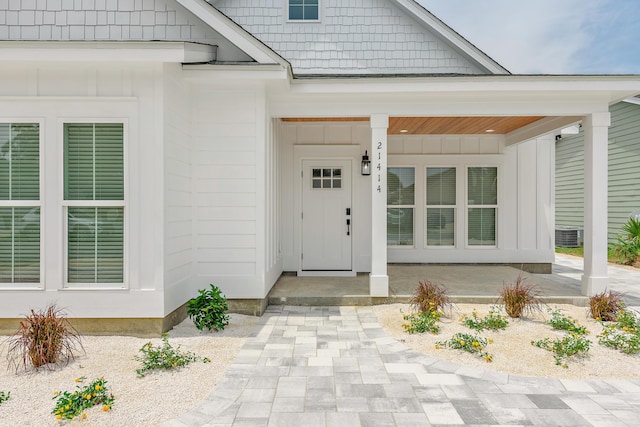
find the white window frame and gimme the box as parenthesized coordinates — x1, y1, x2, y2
(60, 118, 128, 289)
(0, 118, 44, 289)
(286, 0, 321, 22)
(387, 166, 416, 248)
(425, 166, 457, 248)
(465, 165, 498, 249)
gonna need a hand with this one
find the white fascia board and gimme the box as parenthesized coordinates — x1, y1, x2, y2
(623, 96, 640, 105)
(176, 0, 286, 66)
(504, 116, 582, 146)
(182, 64, 289, 80)
(393, 0, 509, 75)
(0, 41, 216, 62)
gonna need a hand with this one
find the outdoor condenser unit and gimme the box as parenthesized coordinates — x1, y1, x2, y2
(555, 226, 584, 248)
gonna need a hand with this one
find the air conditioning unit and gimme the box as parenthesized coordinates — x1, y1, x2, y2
(555, 226, 584, 248)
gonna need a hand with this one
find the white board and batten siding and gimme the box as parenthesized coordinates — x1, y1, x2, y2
(0, 61, 166, 318)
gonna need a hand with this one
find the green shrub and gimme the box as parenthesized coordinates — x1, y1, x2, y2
(460, 306, 509, 332)
(610, 218, 640, 265)
(589, 290, 624, 321)
(436, 332, 493, 362)
(409, 280, 451, 315)
(546, 309, 588, 335)
(598, 307, 640, 354)
(0, 391, 10, 405)
(7, 304, 83, 372)
(402, 310, 442, 334)
(187, 284, 230, 331)
(531, 335, 591, 368)
(134, 333, 210, 377)
(498, 273, 544, 318)
(52, 377, 114, 420)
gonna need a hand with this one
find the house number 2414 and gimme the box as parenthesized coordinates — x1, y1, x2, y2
(376, 141, 382, 193)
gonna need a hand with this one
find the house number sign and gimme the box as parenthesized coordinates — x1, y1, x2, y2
(376, 141, 383, 192)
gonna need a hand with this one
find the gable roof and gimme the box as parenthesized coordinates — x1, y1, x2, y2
(210, 0, 509, 76)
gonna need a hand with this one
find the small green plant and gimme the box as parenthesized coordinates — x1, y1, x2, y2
(546, 309, 588, 335)
(460, 306, 509, 332)
(498, 272, 544, 318)
(598, 307, 640, 354)
(7, 304, 83, 372)
(610, 218, 640, 265)
(0, 391, 10, 405)
(531, 335, 591, 368)
(187, 284, 230, 331)
(402, 310, 442, 334)
(409, 280, 451, 315)
(589, 290, 624, 321)
(436, 332, 493, 362)
(134, 333, 210, 377)
(52, 377, 114, 420)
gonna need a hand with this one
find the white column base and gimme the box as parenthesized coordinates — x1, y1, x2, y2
(370, 274, 389, 297)
(581, 275, 609, 296)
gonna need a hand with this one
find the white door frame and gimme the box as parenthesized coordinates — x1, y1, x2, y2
(293, 145, 361, 276)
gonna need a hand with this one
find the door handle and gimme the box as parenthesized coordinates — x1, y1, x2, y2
(346, 218, 351, 236)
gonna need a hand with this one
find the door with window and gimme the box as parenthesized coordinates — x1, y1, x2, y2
(301, 160, 352, 272)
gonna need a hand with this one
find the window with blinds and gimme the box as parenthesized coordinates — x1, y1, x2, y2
(64, 123, 124, 284)
(467, 167, 497, 246)
(426, 167, 456, 246)
(387, 167, 415, 246)
(0, 123, 40, 284)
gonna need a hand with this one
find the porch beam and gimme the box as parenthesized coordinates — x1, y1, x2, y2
(504, 116, 582, 146)
(370, 114, 389, 297)
(582, 111, 611, 295)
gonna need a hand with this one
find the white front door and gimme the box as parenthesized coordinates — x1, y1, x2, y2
(301, 160, 352, 272)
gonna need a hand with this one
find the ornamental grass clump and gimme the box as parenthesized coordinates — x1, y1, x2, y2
(436, 332, 493, 363)
(52, 377, 114, 420)
(598, 307, 640, 355)
(498, 273, 544, 318)
(6, 304, 84, 372)
(589, 290, 624, 321)
(409, 280, 452, 315)
(134, 333, 210, 377)
(460, 305, 509, 332)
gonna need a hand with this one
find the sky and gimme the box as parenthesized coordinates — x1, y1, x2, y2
(417, 0, 640, 74)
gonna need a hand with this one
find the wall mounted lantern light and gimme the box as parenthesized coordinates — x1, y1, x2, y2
(361, 151, 371, 176)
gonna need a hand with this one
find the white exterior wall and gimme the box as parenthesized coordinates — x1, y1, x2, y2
(0, 61, 166, 318)
(190, 81, 273, 299)
(278, 121, 555, 271)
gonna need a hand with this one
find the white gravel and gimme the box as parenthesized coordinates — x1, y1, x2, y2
(374, 303, 640, 380)
(0, 314, 258, 427)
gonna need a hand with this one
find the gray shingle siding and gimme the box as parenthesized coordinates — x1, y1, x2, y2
(555, 102, 640, 243)
(212, 0, 486, 75)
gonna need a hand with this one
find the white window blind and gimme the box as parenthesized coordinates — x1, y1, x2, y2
(0, 123, 40, 283)
(467, 167, 497, 246)
(387, 167, 415, 246)
(426, 167, 456, 246)
(64, 123, 124, 284)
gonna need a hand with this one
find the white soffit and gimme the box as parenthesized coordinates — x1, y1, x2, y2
(0, 41, 217, 62)
(176, 0, 287, 66)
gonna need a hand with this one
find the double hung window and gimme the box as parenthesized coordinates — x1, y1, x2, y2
(467, 167, 497, 246)
(426, 167, 456, 246)
(387, 167, 415, 246)
(64, 123, 124, 285)
(0, 123, 40, 284)
(289, 0, 319, 20)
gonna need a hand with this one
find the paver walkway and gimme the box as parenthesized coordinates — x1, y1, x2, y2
(162, 303, 640, 427)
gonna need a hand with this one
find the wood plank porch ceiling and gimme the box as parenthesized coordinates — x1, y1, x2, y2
(281, 116, 545, 135)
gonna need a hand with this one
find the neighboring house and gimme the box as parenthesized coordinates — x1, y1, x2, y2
(556, 99, 640, 243)
(1, 0, 638, 334)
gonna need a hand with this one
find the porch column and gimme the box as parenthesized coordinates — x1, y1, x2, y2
(582, 111, 611, 295)
(370, 114, 389, 296)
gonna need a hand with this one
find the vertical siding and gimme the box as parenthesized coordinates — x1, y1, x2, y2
(555, 102, 640, 243)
